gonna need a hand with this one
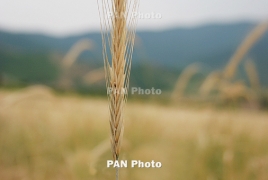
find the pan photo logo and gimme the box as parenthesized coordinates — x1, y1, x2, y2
(107, 87, 162, 95)
(107, 160, 162, 168)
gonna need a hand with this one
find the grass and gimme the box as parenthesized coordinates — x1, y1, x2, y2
(1, 88, 268, 179)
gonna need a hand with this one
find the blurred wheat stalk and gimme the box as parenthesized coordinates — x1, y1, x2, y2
(172, 63, 200, 99)
(59, 39, 96, 89)
(219, 22, 267, 102)
(62, 39, 95, 69)
(223, 22, 268, 80)
(172, 22, 268, 104)
(97, 0, 139, 179)
(244, 59, 260, 91)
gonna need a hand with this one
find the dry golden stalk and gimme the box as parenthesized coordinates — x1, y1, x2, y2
(199, 70, 222, 96)
(62, 39, 94, 69)
(83, 67, 105, 85)
(89, 139, 111, 175)
(172, 63, 200, 100)
(244, 59, 260, 91)
(219, 81, 249, 102)
(97, 0, 139, 179)
(223, 22, 268, 80)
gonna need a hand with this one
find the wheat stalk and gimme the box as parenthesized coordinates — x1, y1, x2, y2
(244, 59, 260, 91)
(219, 81, 249, 102)
(89, 139, 111, 175)
(97, 0, 139, 179)
(62, 39, 94, 69)
(83, 67, 105, 85)
(199, 70, 222, 96)
(172, 63, 200, 100)
(223, 22, 268, 80)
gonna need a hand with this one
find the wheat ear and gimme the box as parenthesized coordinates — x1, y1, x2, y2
(97, 0, 139, 179)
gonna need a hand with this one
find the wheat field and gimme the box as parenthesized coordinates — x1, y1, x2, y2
(0, 87, 268, 180)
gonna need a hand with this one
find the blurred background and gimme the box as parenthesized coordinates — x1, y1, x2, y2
(0, 0, 268, 179)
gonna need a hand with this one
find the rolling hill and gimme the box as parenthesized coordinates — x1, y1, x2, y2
(0, 21, 268, 88)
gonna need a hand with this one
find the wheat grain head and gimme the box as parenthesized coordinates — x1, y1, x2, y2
(97, 2, 139, 178)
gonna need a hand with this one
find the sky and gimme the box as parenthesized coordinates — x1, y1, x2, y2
(0, 0, 268, 36)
